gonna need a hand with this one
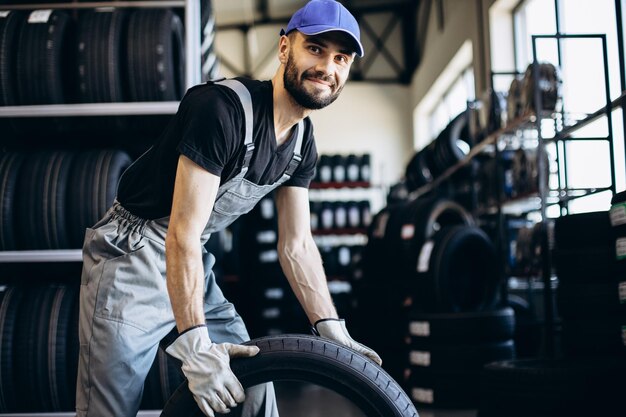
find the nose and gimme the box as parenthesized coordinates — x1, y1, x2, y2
(314, 54, 336, 77)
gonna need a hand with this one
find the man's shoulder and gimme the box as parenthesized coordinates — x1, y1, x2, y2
(181, 78, 269, 113)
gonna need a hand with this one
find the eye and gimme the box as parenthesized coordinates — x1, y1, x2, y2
(308, 45, 321, 54)
(336, 55, 349, 64)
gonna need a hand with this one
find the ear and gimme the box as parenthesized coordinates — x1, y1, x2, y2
(278, 35, 290, 64)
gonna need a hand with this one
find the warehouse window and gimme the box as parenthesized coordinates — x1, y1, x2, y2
(427, 67, 475, 140)
(509, 0, 626, 212)
(413, 40, 475, 149)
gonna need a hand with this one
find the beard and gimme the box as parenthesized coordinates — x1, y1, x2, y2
(283, 51, 344, 110)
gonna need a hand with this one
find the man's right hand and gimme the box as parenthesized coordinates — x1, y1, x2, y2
(165, 325, 260, 417)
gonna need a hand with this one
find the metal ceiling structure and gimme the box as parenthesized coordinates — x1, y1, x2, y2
(214, 0, 420, 84)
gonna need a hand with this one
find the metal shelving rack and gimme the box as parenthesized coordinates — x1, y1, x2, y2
(0, 0, 201, 120)
(407, 29, 623, 358)
(0, 0, 202, 265)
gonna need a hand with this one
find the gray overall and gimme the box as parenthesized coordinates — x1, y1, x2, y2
(76, 79, 304, 417)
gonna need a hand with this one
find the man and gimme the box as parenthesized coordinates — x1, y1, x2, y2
(76, 1, 381, 416)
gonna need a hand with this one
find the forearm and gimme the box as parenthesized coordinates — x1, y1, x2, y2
(165, 234, 206, 332)
(278, 236, 338, 324)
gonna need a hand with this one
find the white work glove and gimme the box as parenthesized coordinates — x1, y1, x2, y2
(165, 325, 260, 417)
(313, 318, 382, 365)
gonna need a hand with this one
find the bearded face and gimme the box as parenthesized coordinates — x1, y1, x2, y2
(283, 48, 345, 110)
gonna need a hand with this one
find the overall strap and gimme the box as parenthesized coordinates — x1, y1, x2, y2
(285, 120, 305, 177)
(214, 79, 255, 168)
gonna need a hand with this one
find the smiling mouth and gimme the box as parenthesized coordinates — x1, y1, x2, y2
(306, 77, 333, 89)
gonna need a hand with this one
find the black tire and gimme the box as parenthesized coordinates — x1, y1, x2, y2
(0, 152, 26, 250)
(46, 285, 78, 411)
(557, 281, 626, 319)
(157, 347, 185, 408)
(479, 357, 626, 415)
(17, 152, 75, 249)
(14, 286, 48, 412)
(552, 246, 615, 283)
(16, 10, 73, 104)
(68, 150, 132, 247)
(405, 149, 433, 192)
(0, 11, 23, 106)
(126, 9, 185, 102)
(393, 197, 473, 280)
(141, 353, 163, 410)
(413, 225, 499, 313)
(408, 308, 515, 344)
(0, 286, 23, 412)
(409, 340, 515, 371)
(76, 10, 127, 103)
(561, 318, 626, 357)
(408, 367, 482, 409)
(433, 111, 471, 172)
(554, 211, 611, 250)
(160, 335, 419, 417)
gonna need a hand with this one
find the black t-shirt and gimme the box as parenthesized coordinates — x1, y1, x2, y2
(117, 78, 318, 219)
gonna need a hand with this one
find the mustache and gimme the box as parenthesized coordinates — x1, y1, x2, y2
(302, 70, 336, 88)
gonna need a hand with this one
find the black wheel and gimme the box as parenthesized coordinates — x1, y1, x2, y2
(68, 150, 132, 247)
(0, 11, 23, 106)
(413, 225, 499, 313)
(161, 335, 419, 417)
(126, 9, 185, 101)
(0, 285, 23, 412)
(0, 152, 26, 250)
(479, 357, 626, 416)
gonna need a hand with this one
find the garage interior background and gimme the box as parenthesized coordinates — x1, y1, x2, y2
(0, 0, 625, 416)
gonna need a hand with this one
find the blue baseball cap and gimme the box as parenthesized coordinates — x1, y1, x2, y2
(280, 0, 364, 57)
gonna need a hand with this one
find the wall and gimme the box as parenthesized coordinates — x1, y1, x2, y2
(308, 82, 412, 186)
(410, 0, 497, 147)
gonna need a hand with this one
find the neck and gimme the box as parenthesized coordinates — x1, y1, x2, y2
(272, 69, 311, 145)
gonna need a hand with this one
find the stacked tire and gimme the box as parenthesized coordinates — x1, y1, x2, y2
(0, 283, 79, 413)
(0, 150, 132, 250)
(238, 195, 308, 338)
(408, 308, 515, 409)
(553, 210, 626, 357)
(0, 282, 187, 412)
(314, 153, 371, 185)
(405, 111, 473, 193)
(356, 196, 509, 396)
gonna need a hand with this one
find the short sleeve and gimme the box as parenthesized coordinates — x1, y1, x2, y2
(283, 119, 317, 188)
(176, 84, 244, 177)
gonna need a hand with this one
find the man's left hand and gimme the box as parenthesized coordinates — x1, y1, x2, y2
(313, 318, 382, 365)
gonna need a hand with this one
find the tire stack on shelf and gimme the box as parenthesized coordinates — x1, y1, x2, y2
(0, 283, 79, 413)
(553, 211, 625, 358)
(478, 210, 625, 417)
(0, 149, 132, 250)
(0, 6, 187, 140)
(503, 219, 544, 358)
(237, 194, 308, 338)
(355, 194, 514, 403)
(404, 111, 473, 195)
(404, 221, 513, 409)
(0, 0, 220, 414)
(314, 153, 371, 186)
(310, 152, 375, 332)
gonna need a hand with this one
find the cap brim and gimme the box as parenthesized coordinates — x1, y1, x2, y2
(296, 25, 364, 57)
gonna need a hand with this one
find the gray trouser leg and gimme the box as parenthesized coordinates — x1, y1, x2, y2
(202, 253, 279, 417)
(76, 219, 176, 417)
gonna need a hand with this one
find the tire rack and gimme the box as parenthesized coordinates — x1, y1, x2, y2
(412, 32, 624, 359)
(0, 1, 202, 415)
(0, 0, 202, 262)
(0, 0, 202, 120)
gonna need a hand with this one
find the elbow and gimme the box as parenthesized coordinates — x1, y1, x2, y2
(278, 236, 315, 263)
